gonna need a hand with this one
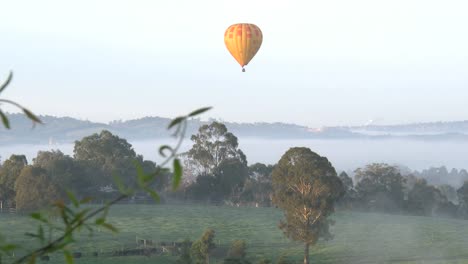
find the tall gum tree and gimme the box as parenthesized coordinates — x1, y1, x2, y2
(186, 122, 246, 176)
(272, 147, 343, 264)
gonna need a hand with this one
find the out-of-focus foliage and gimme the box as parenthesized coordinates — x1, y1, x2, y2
(0, 107, 211, 264)
(0, 72, 41, 129)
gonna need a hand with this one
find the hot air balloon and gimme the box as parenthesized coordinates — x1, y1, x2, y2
(224, 23, 263, 72)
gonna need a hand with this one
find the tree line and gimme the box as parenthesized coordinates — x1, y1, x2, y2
(0, 130, 166, 210)
(171, 122, 468, 220)
(2, 121, 468, 219)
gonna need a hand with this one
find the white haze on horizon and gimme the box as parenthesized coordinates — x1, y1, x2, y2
(1, 138, 468, 184)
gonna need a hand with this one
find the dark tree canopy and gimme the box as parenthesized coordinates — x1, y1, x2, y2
(355, 163, 406, 212)
(237, 163, 274, 206)
(187, 158, 249, 202)
(74, 130, 136, 163)
(271, 147, 343, 264)
(33, 150, 89, 196)
(73, 130, 149, 187)
(186, 122, 247, 175)
(248, 163, 274, 181)
(438, 184, 458, 205)
(457, 181, 468, 208)
(0, 154, 28, 207)
(407, 178, 447, 215)
(2, 132, 165, 211)
(184, 122, 252, 203)
(339, 172, 353, 193)
(15, 166, 63, 211)
(337, 171, 356, 208)
(213, 159, 249, 202)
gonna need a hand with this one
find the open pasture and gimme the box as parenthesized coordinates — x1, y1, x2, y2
(2, 204, 468, 263)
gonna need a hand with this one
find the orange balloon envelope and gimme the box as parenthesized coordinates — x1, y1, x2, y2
(224, 23, 263, 72)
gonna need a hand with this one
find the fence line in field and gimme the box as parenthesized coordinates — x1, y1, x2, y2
(0, 207, 16, 214)
(26, 240, 302, 262)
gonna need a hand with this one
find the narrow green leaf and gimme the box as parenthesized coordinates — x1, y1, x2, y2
(0, 71, 12, 94)
(134, 160, 152, 186)
(22, 108, 42, 124)
(159, 145, 173, 158)
(113, 174, 128, 195)
(0, 111, 10, 129)
(172, 158, 183, 190)
(101, 223, 118, 233)
(171, 122, 182, 137)
(30, 212, 42, 221)
(66, 191, 79, 207)
(145, 188, 160, 202)
(70, 209, 90, 225)
(24, 232, 39, 238)
(188, 106, 212, 117)
(133, 160, 145, 178)
(64, 250, 74, 264)
(63, 206, 75, 218)
(95, 218, 105, 225)
(59, 205, 70, 226)
(63, 233, 75, 244)
(98, 206, 110, 224)
(38, 225, 44, 243)
(168, 116, 185, 129)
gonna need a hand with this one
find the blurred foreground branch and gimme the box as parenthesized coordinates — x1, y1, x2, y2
(0, 70, 211, 263)
(0, 72, 42, 129)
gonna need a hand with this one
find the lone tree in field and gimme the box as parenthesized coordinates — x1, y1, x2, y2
(272, 147, 344, 264)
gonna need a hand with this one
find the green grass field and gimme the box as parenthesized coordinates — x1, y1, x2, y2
(2, 204, 468, 263)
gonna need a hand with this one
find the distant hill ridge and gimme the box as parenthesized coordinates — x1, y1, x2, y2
(1, 113, 468, 144)
(344, 120, 468, 135)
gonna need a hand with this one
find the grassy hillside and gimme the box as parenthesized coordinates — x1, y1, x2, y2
(2, 204, 468, 263)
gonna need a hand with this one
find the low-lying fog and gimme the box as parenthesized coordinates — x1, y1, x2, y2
(1, 138, 467, 174)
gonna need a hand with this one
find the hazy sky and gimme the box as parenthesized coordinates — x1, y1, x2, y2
(1, 0, 467, 127)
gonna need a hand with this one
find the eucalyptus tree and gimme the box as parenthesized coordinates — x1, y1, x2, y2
(186, 121, 246, 176)
(272, 147, 343, 264)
